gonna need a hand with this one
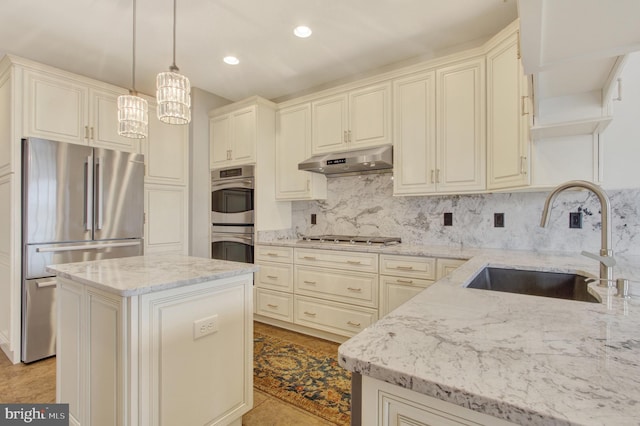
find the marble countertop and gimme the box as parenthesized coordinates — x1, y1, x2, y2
(47, 254, 259, 296)
(259, 240, 640, 425)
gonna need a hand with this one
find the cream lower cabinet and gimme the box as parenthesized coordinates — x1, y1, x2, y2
(57, 274, 253, 426)
(361, 375, 517, 426)
(293, 249, 379, 337)
(254, 246, 294, 321)
(379, 254, 436, 316)
(437, 258, 467, 279)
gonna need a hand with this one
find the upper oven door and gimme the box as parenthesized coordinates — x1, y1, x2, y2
(211, 178, 254, 224)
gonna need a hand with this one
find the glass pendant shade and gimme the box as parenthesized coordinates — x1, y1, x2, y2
(156, 70, 191, 124)
(118, 93, 148, 138)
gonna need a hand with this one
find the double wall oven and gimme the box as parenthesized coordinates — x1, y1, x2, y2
(211, 165, 254, 263)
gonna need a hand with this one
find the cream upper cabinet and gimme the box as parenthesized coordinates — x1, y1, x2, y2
(311, 82, 391, 154)
(209, 105, 256, 168)
(275, 103, 326, 200)
(436, 57, 486, 193)
(394, 57, 485, 195)
(393, 71, 437, 194)
(144, 103, 188, 186)
(23, 69, 139, 152)
(487, 29, 531, 190)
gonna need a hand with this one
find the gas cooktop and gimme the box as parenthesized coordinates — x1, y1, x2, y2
(301, 234, 401, 246)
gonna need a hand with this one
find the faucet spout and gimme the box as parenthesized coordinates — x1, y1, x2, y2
(539, 180, 614, 285)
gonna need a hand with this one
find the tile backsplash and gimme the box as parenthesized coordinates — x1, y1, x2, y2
(260, 174, 640, 256)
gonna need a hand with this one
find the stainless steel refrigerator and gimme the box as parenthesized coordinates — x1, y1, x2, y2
(21, 137, 144, 363)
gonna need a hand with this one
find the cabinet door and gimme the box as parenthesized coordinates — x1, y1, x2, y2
(230, 106, 256, 164)
(311, 94, 348, 154)
(393, 71, 437, 195)
(276, 103, 326, 200)
(145, 104, 188, 185)
(24, 69, 88, 145)
(89, 88, 140, 153)
(349, 82, 392, 148)
(144, 185, 188, 254)
(210, 114, 230, 168)
(487, 31, 531, 190)
(379, 276, 433, 317)
(436, 57, 486, 192)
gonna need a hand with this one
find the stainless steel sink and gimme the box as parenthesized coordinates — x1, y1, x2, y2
(466, 267, 600, 303)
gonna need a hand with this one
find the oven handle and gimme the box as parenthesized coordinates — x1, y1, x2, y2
(211, 179, 254, 191)
(211, 233, 254, 245)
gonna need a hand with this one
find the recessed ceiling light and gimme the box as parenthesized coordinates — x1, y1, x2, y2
(294, 26, 312, 38)
(223, 56, 239, 65)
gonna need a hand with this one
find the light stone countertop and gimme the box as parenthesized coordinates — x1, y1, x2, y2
(259, 239, 640, 425)
(46, 254, 259, 297)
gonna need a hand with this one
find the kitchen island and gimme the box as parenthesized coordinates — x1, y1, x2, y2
(47, 254, 258, 426)
(336, 250, 640, 426)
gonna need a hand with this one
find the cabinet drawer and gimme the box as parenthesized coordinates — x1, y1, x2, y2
(256, 289, 293, 322)
(255, 245, 294, 263)
(379, 254, 436, 279)
(295, 248, 378, 273)
(295, 266, 378, 308)
(436, 258, 467, 279)
(255, 262, 293, 292)
(294, 295, 378, 337)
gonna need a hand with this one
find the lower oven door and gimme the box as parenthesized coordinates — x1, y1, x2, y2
(211, 226, 254, 263)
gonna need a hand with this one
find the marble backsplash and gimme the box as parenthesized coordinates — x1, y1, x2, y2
(260, 173, 640, 256)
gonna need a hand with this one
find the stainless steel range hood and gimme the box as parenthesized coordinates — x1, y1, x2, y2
(298, 145, 393, 176)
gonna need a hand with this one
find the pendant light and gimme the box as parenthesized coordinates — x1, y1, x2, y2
(118, 0, 149, 139)
(156, 0, 191, 124)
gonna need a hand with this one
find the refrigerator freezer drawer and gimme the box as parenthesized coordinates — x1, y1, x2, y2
(25, 239, 143, 279)
(22, 278, 57, 363)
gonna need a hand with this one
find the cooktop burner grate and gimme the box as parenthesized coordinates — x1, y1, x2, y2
(301, 234, 401, 246)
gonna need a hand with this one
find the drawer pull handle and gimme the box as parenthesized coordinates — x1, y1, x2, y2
(303, 256, 317, 260)
(266, 253, 279, 257)
(347, 287, 362, 292)
(266, 275, 279, 279)
(346, 260, 361, 265)
(396, 279, 414, 284)
(347, 321, 361, 327)
(303, 280, 317, 285)
(395, 266, 414, 270)
(267, 304, 279, 308)
(304, 311, 317, 317)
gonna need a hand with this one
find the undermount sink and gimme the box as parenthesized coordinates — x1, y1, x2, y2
(466, 267, 600, 303)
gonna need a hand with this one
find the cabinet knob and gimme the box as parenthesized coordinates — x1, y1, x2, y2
(347, 287, 362, 292)
(303, 311, 317, 317)
(303, 280, 317, 285)
(346, 260, 361, 265)
(347, 321, 361, 327)
(396, 279, 414, 284)
(267, 303, 279, 308)
(266, 275, 278, 279)
(520, 156, 527, 175)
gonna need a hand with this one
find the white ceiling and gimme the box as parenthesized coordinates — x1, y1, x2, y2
(0, 0, 518, 102)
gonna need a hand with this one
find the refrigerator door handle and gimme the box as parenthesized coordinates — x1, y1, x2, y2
(95, 156, 103, 230)
(35, 241, 141, 253)
(36, 280, 57, 288)
(85, 155, 93, 232)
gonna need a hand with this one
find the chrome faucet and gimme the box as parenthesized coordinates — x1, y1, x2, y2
(540, 180, 615, 286)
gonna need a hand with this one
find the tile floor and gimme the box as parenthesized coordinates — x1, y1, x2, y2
(0, 322, 344, 425)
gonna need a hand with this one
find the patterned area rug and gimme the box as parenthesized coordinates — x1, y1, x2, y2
(253, 331, 351, 425)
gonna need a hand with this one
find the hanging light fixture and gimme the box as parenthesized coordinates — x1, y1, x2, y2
(156, 0, 191, 124)
(118, 0, 148, 138)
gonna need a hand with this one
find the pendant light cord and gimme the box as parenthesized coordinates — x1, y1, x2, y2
(171, 0, 179, 71)
(132, 0, 137, 92)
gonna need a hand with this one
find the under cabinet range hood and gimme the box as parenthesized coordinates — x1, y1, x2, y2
(298, 145, 393, 176)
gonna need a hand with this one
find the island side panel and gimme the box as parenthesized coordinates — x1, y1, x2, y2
(138, 274, 254, 426)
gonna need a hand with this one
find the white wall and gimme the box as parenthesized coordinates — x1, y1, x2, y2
(189, 88, 230, 258)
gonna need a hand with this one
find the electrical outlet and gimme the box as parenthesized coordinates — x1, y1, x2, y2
(494, 213, 505, 228)
(444, 212, 453, 226)
(311, 213, 317, 225)
(193, 314, 219, 340)
(569, 212, 582, 229)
